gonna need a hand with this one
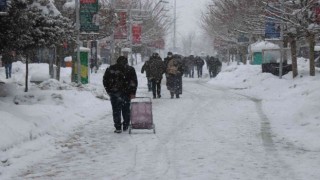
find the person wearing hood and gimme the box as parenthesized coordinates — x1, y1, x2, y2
(141, 57, 152, 92)
(103, 56, 138, 133)
(165, 52, 183, 99)
(146, 53, 166, 98)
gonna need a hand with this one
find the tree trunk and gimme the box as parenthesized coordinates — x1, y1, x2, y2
(242, 46, 247, 64)
(308, 33, 315, 76)
(25, 53, 29, 92)
(56, 45, 61, 81)
(290, 36, 298, 78)
(49, 46, 55, 78)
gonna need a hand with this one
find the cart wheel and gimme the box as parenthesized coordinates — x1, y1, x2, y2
(153, 124, 156, 134)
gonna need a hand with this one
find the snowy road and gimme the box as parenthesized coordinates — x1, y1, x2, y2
(5, 75, 318, 180)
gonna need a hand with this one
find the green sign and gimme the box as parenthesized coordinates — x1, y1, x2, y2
(80, 0, 99, 32)
(73, 51, 89, 84)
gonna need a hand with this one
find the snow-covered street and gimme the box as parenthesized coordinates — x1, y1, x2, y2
(1, 60, 320, 180)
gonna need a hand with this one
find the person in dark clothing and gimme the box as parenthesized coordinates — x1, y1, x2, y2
(164, 51, 173, 89)
(103, 56, 138, 133)
(208, 56, 222, 78)
(146, 53, 166, 98)
(195, 56, 205, 78)
(163, 52, 173, 68)
(2, 50, 14, 79)
(182, 57, 189, 77)
(166, 53, 183, 99)
(187, 55, 195, 78)
(141, 59, 152, 92)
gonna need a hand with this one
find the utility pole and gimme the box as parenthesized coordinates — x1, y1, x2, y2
(110, 0, 116, 65)
(173, 0, 176, 52)
(279, 0, 284, 79)
(75, 0, 81, 83)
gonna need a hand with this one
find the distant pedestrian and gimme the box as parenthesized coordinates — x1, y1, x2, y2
(146, 53, 166, 99)
(166, 53, 183, 99)
(187, 55, 195, 78)
(208, 57, 222, 78)
(103, 56, 138, 133)
(141, 58, 152, 92)
(195, 56, 205, 78)
(2, 50, 14, 79)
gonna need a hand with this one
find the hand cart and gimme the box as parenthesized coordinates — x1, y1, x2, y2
(129, 97, 155, 134)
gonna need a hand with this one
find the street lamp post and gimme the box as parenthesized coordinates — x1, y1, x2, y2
(173, 0, 176, 52)
(75, 0, 81, 83)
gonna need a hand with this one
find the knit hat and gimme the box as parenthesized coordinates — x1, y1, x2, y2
(116, 56, 128, 66)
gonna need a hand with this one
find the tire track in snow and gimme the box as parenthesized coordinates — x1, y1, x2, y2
(196, 80, 298, 180)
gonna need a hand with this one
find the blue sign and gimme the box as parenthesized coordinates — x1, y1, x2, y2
(0, 0, 6, 12)
(265, 16, 281, 38)
(238, 34, 249, 43)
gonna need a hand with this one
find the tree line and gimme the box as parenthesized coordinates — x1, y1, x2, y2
(201, 0, 320, 77)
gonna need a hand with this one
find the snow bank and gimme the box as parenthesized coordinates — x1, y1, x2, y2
(0, 63, 109, 152)
(249, 40, 280, 52)
(209, 58, 320, 151)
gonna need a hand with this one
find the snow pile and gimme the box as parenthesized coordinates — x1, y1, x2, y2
(209, 58, 320, 151)
(249, 40, 280, 52)
(0, 63, 108, 152)
(38, 79, 72, 90)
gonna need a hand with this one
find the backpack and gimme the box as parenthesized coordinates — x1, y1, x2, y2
(167, 59, 178, 75)
(103, 67, 127, 93)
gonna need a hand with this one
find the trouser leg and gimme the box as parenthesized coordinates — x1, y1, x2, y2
(110, 94, 122, 130)
(122, 95, 131, 128)
(147, 78, 152, 91)
(151, 79, 157, 98)
(156, 80, 161, 97)
(5, 64, 9, 79)
(9, 64, 12, 78)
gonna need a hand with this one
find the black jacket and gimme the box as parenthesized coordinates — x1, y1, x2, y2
(2, 52, 13, 65)
(103, 63, 138, 96)
(146, 57, 166, 80)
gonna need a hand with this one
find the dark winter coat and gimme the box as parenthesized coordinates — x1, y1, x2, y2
(2, 52, 14, 65)
(195, 57, 205, 67)
(166, 56, 183, 93)
(163, 56, 171, 68)
(141, 60, 151, 78)
(146, 57, 166, 81)
(186, 56, 195, 69)
(103, 63, 138, 97)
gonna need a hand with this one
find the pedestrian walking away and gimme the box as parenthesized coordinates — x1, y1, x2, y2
(165, 53, 183, 99)
(2, 50, 14, 79)
(103, 56, 138, 133)
(195, 56, 204, 78)
(145, 53, 166, 99)
(141, 59, 152, 92)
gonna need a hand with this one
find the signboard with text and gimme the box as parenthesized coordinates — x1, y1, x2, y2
(114, 11, 128, 39)
(265, 18, 280, 38)
(132, 24, 142, 45)
(80, 0, 99, 32)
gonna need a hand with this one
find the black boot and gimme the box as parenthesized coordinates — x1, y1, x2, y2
(170, 92, 174, 99)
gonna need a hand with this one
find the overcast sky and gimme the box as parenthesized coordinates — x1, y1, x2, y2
(165, 0, 211, 49)
(173, 0, 210, 35)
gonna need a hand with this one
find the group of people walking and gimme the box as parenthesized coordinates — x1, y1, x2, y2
(141, 52, 183, 99)
(102, 53, 222, 133)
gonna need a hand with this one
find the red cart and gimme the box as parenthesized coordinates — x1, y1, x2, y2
(129, 97, 155, 134)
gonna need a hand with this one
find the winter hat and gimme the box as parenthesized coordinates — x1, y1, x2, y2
(117, 56, 128, 66)
(167, 52, 173, 55)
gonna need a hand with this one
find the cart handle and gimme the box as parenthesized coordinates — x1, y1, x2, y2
(131, 97, 152, 102)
